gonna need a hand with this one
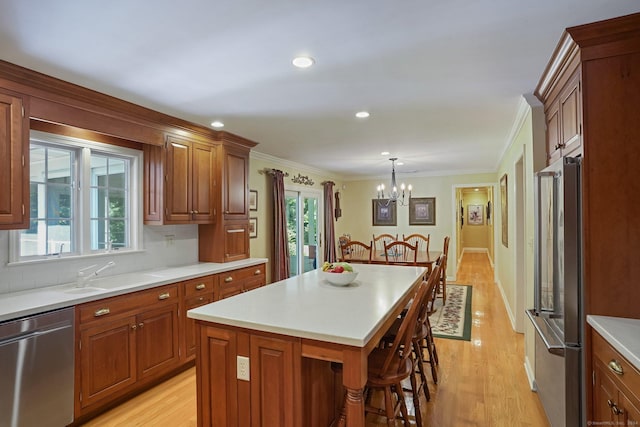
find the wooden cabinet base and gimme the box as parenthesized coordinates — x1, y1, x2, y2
(195, 323, 342, 427)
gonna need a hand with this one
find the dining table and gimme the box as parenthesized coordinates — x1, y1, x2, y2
(344, 249, 442, 274)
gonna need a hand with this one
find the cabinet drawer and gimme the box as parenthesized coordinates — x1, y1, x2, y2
(592, 331, 640, 402)
(78, 284, 179, 324)
(183, 275, 215, 297)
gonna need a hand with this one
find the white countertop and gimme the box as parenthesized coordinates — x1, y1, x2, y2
(0, 258, 268, 323)
(188, 264, 426, 347)
(587, 315, 640, 371)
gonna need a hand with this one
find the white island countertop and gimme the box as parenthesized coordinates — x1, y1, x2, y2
(587, 315, 640, 371)
(0, 258, 268, 323)
(188, 264, 426, 347)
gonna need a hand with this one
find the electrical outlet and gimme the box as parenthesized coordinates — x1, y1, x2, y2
(164, 234, 175, 247)
(237, 356, 250, 381)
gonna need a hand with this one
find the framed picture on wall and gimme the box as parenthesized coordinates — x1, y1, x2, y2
(409, 197, 436, 226)
(500, 174, 508, 247)
(249, 190, 258, 211)
(372, 200, 397, 226)
(468, 204, 484, 225)
(249, 217, 258, 238)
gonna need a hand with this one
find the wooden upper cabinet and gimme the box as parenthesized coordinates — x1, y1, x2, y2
(222, 146, 249, 220)
(559, 70, 581, 156)
(0, 88, 29, 229)
(146, 134, 216, 225)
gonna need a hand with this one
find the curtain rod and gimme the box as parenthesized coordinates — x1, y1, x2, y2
(259, 168, 289, 177)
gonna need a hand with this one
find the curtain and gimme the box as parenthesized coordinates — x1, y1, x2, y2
(272, 170, 290, 281)
(323, 181, 337, 263)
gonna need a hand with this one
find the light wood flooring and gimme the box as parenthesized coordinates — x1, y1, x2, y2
(82, 252, 549, 426)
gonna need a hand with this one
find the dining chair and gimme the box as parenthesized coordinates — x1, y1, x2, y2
(365, 279, 432, 426)
(372, 233, 398, 253)
(436, 236, 450, 304)
(339, 240, 372, 263)
(383, 240, 418, 265)
(402, 233, 430, 252)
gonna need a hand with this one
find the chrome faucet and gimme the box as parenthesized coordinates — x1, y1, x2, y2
(76, 261, 115, 288)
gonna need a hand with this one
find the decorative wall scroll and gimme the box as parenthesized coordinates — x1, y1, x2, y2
(467, 204, 484, 225)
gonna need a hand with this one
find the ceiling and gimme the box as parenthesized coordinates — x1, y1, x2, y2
(1, 1, 638, 180)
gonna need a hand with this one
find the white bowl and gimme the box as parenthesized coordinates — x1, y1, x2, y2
(320, 270, 358, 286)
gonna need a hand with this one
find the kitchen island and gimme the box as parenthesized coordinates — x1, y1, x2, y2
(187, 263, 427, 427)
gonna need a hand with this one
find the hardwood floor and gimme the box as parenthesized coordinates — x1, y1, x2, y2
(82, 252, 549, 426)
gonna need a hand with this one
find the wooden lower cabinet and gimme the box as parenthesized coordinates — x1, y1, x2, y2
(591, 331, 640, 424)
(75, 284, 181, 416)
(79, 315, 137, 409)
(196, 325, 304, 427)
(217, 264, 265, 299)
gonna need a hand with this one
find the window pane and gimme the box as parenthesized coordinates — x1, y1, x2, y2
(47, 185, 72, 220)
(47, 219, 71, 255)
(20, 220, 43, 256)
(109, 220, 127, 248)
(90, 219, 106, 250)
(91, 188, 108, 218)
(109, 189, 126, 219)
(30, 146, 46, 182)
(47, 148, 72, 185)
(31, 183, 46, 220)
(91, 156, 108, 186)
(108, 158, 126, 189)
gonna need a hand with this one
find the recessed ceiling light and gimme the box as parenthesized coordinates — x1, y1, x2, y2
(381, 151, 390, 156)
(211, 121, 224, 128)
(397, 162, 404, 166)
(474, 188, 479, 191)
(292, 56, 315, 68)
(355, 111, 370, 118)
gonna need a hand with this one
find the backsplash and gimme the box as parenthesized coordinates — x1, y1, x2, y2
(0, 225, 199, 294)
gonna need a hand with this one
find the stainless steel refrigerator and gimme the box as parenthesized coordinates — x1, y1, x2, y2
(527, 156, 583, 427)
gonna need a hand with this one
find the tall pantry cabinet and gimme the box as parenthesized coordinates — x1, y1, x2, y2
(534, 12, 640, 422)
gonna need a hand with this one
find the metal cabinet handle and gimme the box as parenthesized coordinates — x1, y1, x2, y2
(158, 292, 170, 300)
(612, 405, 623, 416)
(196, 283, 206, 290)
(254, 269, 261, 275)
(193, 210, 199, 214)
(94, 308, 110, 317)
(138, 323, 144, 328)
(131, 324, 137, 330)
(608, 360, 624, 375)
(608, 399, 615, 408)
(224, 277, 233, 283)
(198, 297, 204, 302)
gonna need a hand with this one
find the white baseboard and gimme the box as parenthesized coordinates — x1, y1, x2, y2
(495, 278, 517, 331)
(524, 356, 537, 391)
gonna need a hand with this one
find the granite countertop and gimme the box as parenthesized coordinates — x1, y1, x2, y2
(0, 258, 268, 323)
(587, 315, 640, 371)
(188, 264, 426, 347)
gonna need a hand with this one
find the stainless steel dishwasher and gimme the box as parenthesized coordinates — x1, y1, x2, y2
(0, 307, 75, 427)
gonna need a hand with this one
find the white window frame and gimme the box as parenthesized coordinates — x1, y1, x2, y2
(9, 130, 143, 263)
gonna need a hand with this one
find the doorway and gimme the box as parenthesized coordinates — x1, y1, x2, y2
(285, 189, 322, 276)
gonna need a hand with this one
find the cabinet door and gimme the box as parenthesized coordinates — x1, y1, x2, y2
(0, 88, 29, 229)
(546, 101, 562, 165)
(620, 391, 640, 426)
(560, 71, 581, 156)
(593, 359, 618, 424)
(143, 144, 164, 224)
(223, 147, 248, 219)
(165, 136, 192, 223)
(137, 303, 180, 379)
(250, 335, 300, 427)
(184, 293, 213, 359)
(192, 142, 215, 223)
(224, 223, 250, 262)
(218, 275, 244, 300)
(79, 316, 137, 408)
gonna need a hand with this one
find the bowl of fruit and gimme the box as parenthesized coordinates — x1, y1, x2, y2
(320, 262, 358, 286)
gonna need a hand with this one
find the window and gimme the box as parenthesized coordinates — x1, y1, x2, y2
(12, 131, 141, 261)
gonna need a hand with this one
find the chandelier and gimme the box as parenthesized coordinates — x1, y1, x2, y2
(376, 158, 412, 206)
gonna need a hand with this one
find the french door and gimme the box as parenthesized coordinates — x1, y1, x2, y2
(285, 189, 322, 276)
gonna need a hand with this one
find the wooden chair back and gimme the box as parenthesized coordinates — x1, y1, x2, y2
(378, 279, 431, 377)
(339, 240, 372, 263)
(372, 233, 397, 252)
(402, 233, 430, 252)
(383, 240, 418, 265)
